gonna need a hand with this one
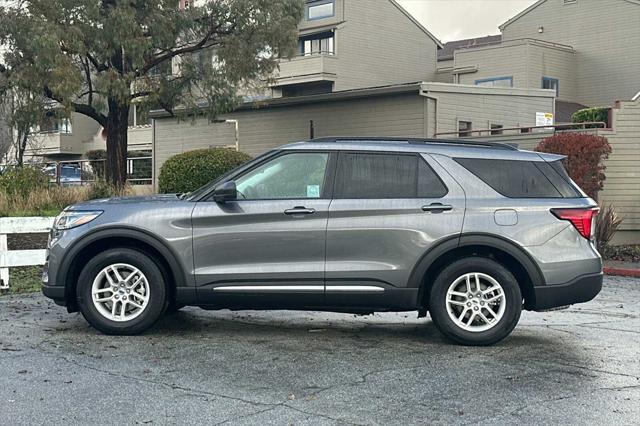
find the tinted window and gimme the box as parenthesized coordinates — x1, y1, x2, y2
(335, 153, 447, 199)
(455, 158, 565, 198)
(535, 161, 581, 197)
(235, 152, 329, 200)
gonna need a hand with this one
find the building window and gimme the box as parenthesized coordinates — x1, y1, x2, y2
(458, 121, 472, 137)
(307, 0, 335, 21)
(475, 77, 513, 88)
(542, 77, 559, 96)
(40, 114, 72, 134)
(299, 31, 335, 56)
(490, 124, 503, 135)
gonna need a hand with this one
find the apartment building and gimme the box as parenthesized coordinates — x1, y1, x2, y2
(433, 0, 640, 243)
(152, 0, 556, 161)
(7, 105, 152, 163)
(271, 0, 442, 96)
(438, 0, 640, 108)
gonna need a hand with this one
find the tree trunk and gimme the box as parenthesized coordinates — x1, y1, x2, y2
(105, 99, 130, 188)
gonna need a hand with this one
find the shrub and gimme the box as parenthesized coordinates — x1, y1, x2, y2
(571, 107, 610, 128)
(159, 148, 252, 194)
(595, 205, 623, 254)
(535, 133, 611, 200)
(0, 166, 49, 198)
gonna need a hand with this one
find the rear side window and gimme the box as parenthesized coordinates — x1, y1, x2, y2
(335, 153, 448, 199)
(455, 158, 580, 198)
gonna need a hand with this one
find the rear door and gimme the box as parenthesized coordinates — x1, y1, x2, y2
(325, 151, 465, 309)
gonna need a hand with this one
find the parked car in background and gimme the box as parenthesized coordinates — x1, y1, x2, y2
(42, 138, 603, 345)
(44, 164, 83, 186)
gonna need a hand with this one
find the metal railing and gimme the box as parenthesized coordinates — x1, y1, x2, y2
(434, 122, 608, 138)
(44, 156, 152, 186)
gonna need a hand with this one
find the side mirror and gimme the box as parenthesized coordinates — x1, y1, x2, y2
(212, 181, 237, 203)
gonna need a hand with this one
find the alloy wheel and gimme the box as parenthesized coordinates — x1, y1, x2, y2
(445, 272, 506, 332)
(91, 263, 150, 322)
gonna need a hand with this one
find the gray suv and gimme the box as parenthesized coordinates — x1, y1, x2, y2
(42, 138, 603, 345)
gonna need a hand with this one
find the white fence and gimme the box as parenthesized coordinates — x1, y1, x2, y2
(0, 217, 55, 289)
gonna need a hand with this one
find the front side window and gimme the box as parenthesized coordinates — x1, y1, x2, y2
(334, 153, 447, 199)
(307, 0, 335, 20)
(235, 152, 329, 200)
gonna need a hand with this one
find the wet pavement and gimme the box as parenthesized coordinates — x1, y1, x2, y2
(1, 276, 639, 425)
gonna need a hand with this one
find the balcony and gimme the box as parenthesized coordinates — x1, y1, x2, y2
(273, 54, 338, 87)
(30, 131, 84, 157)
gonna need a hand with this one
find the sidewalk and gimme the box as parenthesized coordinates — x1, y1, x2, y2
(604, 261, 640, 278)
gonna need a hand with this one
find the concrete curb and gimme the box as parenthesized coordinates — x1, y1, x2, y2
(603, 267, 640, 278)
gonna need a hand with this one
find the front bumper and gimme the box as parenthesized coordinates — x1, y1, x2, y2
(532, 272, 603, 311)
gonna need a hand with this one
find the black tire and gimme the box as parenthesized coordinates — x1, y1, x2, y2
(428, 257, 522, 346)
(77, 248, 167, 335)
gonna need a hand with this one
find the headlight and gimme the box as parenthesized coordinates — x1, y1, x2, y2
(54, 210, 103, 230)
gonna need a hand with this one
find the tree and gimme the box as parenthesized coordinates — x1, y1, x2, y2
(535, 132, 612, 200)
(0, 86, 48, 166)
(0, 0, 303, 186)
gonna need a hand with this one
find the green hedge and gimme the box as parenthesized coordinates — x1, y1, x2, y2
(571, 107, 610, 127)
(159, 148, 252, 194)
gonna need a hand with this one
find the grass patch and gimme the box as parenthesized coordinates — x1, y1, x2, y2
(1, 266, 42, 295)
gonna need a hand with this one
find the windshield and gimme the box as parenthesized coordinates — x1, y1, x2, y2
(185, 150, 278, 201)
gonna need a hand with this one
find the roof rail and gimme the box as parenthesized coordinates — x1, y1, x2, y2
(308, 136, 519, 151)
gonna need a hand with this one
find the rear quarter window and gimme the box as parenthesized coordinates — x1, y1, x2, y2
(454, 158, 580, 198)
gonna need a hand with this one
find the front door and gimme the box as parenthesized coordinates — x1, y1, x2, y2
(325, 151, 465, 309)
(192, 151, 334, 308)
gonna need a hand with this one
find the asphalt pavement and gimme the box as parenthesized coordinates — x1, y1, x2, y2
(1, 276, 638, 425)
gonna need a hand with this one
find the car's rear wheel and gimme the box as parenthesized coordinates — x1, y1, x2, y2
(429, 257, 522, 346)
(77, 248, 166, 335)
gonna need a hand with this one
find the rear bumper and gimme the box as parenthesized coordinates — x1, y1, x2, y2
(531, 272, 603, 311)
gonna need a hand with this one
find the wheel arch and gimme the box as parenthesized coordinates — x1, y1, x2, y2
(58, 227, 189, 312)
(411, 234, 545, 312)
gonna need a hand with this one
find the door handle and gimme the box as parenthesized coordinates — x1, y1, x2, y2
(284, 206, 316, 215)
(422, 203, 453, 213)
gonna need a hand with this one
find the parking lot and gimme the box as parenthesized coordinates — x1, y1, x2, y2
(1, 276, 638, 425)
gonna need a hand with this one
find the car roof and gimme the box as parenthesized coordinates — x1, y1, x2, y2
(280, 137, 564, 162)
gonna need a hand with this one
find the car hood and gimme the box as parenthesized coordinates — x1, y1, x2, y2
(68, 194, 181, 209)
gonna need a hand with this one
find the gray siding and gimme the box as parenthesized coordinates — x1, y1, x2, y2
(599, 95, 640, 239)
(454, 40, 576, 102)
(153, 93, 427, 180)
(332, 0, 439, 91)
(422, 83, 556, 137)
(501, 0, 640, 106)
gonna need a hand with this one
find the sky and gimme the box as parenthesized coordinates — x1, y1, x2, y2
(396, 0, 539, 43)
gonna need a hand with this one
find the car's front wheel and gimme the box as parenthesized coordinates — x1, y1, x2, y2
(429, 257, 522, 346)
(77, 248, 167, 335)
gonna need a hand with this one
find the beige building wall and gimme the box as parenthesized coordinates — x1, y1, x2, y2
(334, 0, 440, 90)
(500, 0, 640, 106)
(275, 0, 441, 93)
(454, 40, 576, 102)
(153, 84, 557, 184)
(599, 93, 640, 243)
(421, 83, 556, 137)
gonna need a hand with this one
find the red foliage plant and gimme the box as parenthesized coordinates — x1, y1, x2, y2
(535, 133, 611, 200)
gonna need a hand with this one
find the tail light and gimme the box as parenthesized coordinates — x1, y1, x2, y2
(551, 207, 599, 240)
